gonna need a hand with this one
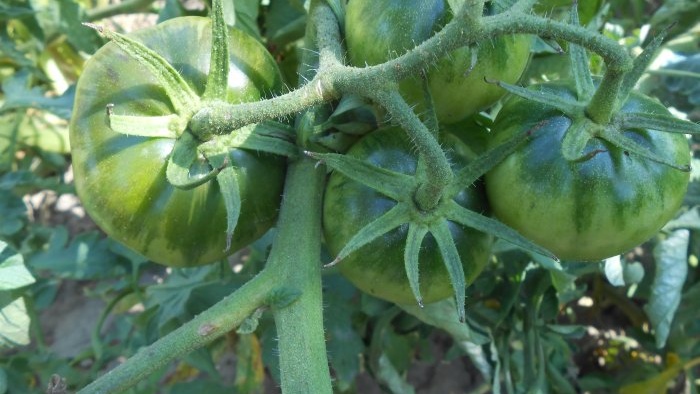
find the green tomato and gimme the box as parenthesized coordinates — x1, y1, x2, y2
(345, 0, 532, 124)
(70, 17, 285, 267)
(323, 127, 492, 304)
(485, 83, 690, 261)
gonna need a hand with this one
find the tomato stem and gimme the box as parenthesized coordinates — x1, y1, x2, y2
(77, 270, 278, 394)
(265, 158, 334, 394)
(373, 90, 453, 211)
(585, 69, 625, 124)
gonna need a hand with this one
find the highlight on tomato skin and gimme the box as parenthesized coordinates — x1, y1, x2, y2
(484, 83, 691, 262)
(69, 17, 286, 267)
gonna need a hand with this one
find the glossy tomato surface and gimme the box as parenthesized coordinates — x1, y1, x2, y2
(70, 17, 285, 267)
(345, 0, 532, 124)
(485, 83, 690, 261)
(323, 127, 492, 304)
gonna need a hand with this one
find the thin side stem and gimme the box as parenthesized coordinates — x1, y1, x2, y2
(586, 70, 626, 124)
(190, 10, 631, 131)
(77, 269, 278, 394)
(373, 90, 453, 211)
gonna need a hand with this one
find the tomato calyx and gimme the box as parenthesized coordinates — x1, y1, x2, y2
(489, 5, 700, 171)
(308, 131, 556, 320)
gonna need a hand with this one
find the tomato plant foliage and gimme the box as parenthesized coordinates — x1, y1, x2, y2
(1, 0, 700, 393)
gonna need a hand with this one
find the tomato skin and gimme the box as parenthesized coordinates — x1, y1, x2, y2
(484, 83, 690, 261)
(323, 128, 492, 304)
(70, 17, 285, 267)
(345, 0, 532, 124)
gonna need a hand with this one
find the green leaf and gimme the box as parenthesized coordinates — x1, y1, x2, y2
(145, 267, 217, 329)
(400, 298, 490, 345)
(27, 228, 128, 280)
(0, 191, 27, 236)
(265, 0, 307, 46)
(0, 73, 75, 119)
(644, 229, 689, 348)
(603, 256, 626, 287)
(230, 0, 261, 41)
(324, 275, 364, 391)
(619, 358, 683, 394)
(0, 294, 31, 348)
(376, 354, 415, 394)
(0, 241, 35, 291)
(108, 113, 181, 139)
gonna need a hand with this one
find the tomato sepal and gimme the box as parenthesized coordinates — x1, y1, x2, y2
(325, 203, 411, 267)
(444, 200, 558, 261)
(430, 220, 466, 322)
(306, 151, 414, 200)
(166, 132, 223, 190)
(83, 22, 200, 115)
(617, 112, 700, 135)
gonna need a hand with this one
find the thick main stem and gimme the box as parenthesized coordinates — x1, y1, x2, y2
(77, 270, 278, 394)
(267, 158, 332, 394)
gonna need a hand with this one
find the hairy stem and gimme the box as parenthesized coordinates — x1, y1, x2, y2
(373, 90, 452, 211)
(263, 1, 333, 392)
(267, 158, 332, 394)
(586, 69, 626, 124)
(191, 9, 631, 131)
(77, 270, 278, 394)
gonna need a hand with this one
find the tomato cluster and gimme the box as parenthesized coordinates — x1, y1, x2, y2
(69, 1, 691, 307)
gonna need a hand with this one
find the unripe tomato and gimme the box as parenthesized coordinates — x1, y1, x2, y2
(70, 18, 285, 267)
(345, 0, 532, 124)
(485, 83, 690, 261)
(323, 127, 492, 304)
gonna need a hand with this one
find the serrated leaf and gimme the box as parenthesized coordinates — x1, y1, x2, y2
(0, 241, 35, 291)
(27, 228, 127, 279)
(145, 267, 217, 329)
(0, 294, 31, 348)
(644, 229, 689, 348)
(0, 73, 75, 119)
